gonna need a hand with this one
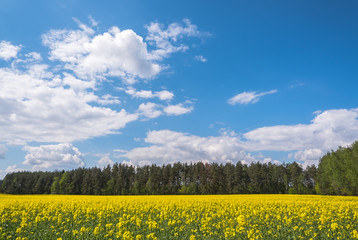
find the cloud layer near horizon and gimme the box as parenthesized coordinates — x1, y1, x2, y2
(121, 108, 358, 167)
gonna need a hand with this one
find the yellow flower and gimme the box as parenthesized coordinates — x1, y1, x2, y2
(331, 222, 339, 231)
(93, 226, 100, 235)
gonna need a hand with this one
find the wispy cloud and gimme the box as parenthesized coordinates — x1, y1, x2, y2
(228, 89, 277, 105)
(146, 18, 204, 60)
(122, 87, 174, 101)
(194, 55, 207, 62)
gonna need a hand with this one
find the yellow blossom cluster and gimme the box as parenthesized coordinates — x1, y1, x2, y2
(0, 194, 357, 239)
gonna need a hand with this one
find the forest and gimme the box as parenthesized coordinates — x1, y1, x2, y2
(1, 141, 357, 196)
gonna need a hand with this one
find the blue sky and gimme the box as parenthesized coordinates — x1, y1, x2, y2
(1, 0, 358, 177)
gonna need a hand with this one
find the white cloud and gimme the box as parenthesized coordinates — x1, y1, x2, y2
(97, 154, 114, 167)
(0, 164, 28, 179)
(243, 108, 358, 152)
(0, 68, 138, 144)
(77, 27, 161, 79)
(121, 160, 135, 166)
(146, 18, 203, 60)
(156, 90, 174, 100)
(163, 102, 193, 115)
(0, 41, 21, 61)
(136, 101, 194, 119)
(0, 145, 7, 159)
(294, 149, 323, 162)
(89, 16, 99, 27)
(124, 87, 174, 101)
(12, 52, 43, 71)
(62, 72, 95, 91)
(121, 130, 255, 166)
(121, 108, 358, 167)
(0, 19, 202, 149)
(0, 164, 26, 179)
(22, 143, 84, 170)
(194, 55, 207, 62)
(97, 94, 121, 105)
(228, 90, 277, 105)
(42, 23, 94, 64)
(5, 164, 25, 173)
(26, 64, 54, 79)
(0, 20, 199, 145)
(42, 19, 204, 83)
(25, 52, 42, 61)
(113, 149, 128, 153)
(42, 22, 161, 81)
(138, 102, 162, 119)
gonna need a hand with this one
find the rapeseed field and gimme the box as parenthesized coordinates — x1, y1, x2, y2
(0, 194, 357, 239)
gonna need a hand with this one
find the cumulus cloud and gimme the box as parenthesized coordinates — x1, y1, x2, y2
(1, 25, 147, 145)
(0, 18, 205, 173)
(137, 102, 162, 119)
(97, 154, 114, 168)
(242, 108, 358, 165)
(5, 164, 25, 173)
(0, 62, 189, 144)
(294, 149, 323, 162)
(228, 90, 277, 105)
(0, 68, 138, 144)
(42, 19, 204, 82)
(62, 72, 95, 91)
(121, 130, 255, 166)
(0, 164, 28, 179)
(163, 102, 193, 115)
(122, 108, 358, 167)
(22, 143, 85, 170)
(0, 19, 203, 145)
(0, 41, 21, 61)
(42, 24, 158, 80)
(42, 23, 94, 64)
(77, 27, 161, 79)
(243, 108, 358, 152)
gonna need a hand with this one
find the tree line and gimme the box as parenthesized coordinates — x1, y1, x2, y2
(1, 162, 317, 195)
(1, 141, 357, 196)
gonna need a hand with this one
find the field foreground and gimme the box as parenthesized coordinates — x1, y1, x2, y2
(0, 194, 357, 239)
